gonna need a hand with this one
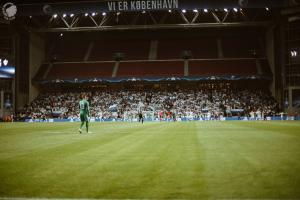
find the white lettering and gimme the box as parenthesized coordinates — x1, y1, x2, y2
(173, 0, 178, 8)
(167, 0, 172, 8)
(157, 0, 162, 9)
(118, 1, 123, 10)
(163, 0, 168, 9)
(141, 1, 146, 9)
(146, 0, 151, 9)
(122, 0, 179, 11)
(131, 1, 136, 10)
(151, 0, 156, 9)
(124, 1, 128, 10)
(136, 1, 141, 10)
(108, 2, 115, 11)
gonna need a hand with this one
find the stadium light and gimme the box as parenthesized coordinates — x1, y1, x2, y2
(203, 8, 208, 13)
(102, 12, 106, 16)
(168, 9, 172, 13)
(84, 13, 88, 17)
(3, 59, 8, 66)
(0, 58, 9, 67)
(70, 13, 74, 17)
(60, 33, 63, 37)
(193, 9, 198, 13)
(63, 14, 67, 18)
(291, 50, 298, 57)
(182, 9, 186, 13)
(233, 8, 238, 12)
(53, 14, 58, 18)
(265, 7, 269, 11)
(92, 12, 96, 16)
(142, 10, 146, 14)
(224, 8, 228, 12)
(116, 12, 120, 15)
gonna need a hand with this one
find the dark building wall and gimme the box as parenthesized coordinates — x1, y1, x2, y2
(29, 32, 45, 102)
(15, 32, 46, 110)
(15, 33, 29, 110)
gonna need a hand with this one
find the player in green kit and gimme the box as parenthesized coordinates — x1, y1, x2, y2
(78, 94, 91, 133)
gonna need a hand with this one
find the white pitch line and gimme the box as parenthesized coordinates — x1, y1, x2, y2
(0, 198, 100, 200)
(0, 198, 188, 200)
(0, 198, 109, 200)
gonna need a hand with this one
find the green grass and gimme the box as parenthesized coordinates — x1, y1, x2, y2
(0, 121, 300, 199)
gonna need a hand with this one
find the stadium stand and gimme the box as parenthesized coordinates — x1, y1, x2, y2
(34, 63, 50, 81)
(44, 36, 266, 63)
(222, 37, 263, 58)
(189, 59, 258, 76)
(259, 59, 273, 75)
(117, 60, 184, 77)
(46, 62, 115, 79)
(23, 87, 279, 120)
(50, 40, 89, 62)
(37, 34, 271, 82)
(157, 38, 218, 59)
(89, 39, 150, 61)
(27, 30, 275, 121)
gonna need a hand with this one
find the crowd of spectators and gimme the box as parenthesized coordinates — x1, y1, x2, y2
(21, 86, 279, 120)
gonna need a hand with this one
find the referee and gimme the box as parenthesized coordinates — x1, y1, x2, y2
(138, 112, 144, 124)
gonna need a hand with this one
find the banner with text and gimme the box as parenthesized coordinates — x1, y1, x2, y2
(17, 0, 286, 16)
(107, 0, 178, 11)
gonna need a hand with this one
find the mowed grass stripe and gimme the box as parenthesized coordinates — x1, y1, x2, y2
(0, 122, 165, 196)
(1, 121, 299, 199)
(50, 123, 206, 199)
(0, 122, 207, 199)
(196, 121, 300, 199)
(0, 122, 155, 159)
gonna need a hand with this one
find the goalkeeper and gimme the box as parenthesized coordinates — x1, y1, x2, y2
(78, 94, 91, 133)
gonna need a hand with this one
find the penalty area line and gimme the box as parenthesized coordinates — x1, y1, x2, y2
(0, 198, 182, 200)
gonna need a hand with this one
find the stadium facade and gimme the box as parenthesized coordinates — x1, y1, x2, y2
(0, 0, 300, 121)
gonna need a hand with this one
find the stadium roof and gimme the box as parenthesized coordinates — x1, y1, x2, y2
(1, 0, 299, 32)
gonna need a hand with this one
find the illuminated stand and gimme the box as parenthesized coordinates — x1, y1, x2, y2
(0, 58, 14, 119)
(0, 91, 3, 118)
(0, 91, 12, 119)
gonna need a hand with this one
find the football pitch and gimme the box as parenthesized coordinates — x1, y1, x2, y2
(0, 121, 300, 199)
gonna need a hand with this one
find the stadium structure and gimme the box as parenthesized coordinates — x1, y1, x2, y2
(0, 0, 300, 121)
(0, 1, 300, 199)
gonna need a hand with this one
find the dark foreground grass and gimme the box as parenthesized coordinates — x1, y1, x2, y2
(0, 121, 300, 199)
